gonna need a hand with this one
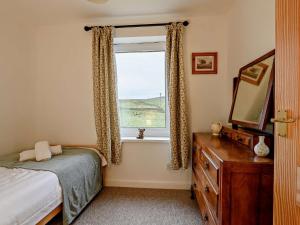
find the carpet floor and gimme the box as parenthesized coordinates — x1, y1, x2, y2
(49, 187, 202, 225)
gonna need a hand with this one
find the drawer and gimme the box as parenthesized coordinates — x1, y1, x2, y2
(221, 127, 232, 139)
(199, 149, 219, 186)
(193, 176, 217, 225)
(221, 126, 254, 148)
(232, 132, 251, 146)
(196, 166, 219, 219)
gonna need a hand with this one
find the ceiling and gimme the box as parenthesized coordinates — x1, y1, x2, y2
(1, 0, 234, 25)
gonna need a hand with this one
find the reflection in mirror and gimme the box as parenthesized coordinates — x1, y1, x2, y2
(230, 50, 275, 130)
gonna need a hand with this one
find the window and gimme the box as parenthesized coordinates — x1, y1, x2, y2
(115, 38, 169, 137)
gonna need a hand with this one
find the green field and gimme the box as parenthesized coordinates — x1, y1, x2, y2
(119, 96, 166, 128)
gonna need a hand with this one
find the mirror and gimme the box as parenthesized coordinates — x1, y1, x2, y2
(229, 50, 275, 130)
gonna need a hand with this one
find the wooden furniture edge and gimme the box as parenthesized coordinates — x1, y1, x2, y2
(37, 204, 62, 225)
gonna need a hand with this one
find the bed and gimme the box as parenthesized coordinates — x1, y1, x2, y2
(0, 146, 104, 225)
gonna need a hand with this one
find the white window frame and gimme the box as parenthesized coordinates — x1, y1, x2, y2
(114, 39, 170, 138)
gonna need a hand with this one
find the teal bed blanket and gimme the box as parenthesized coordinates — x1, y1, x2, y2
(0, 148, 102, 225)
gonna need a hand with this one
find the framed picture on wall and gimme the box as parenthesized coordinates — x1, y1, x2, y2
(192, 52, 218, 74)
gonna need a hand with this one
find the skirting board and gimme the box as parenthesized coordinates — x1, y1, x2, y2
(104, 179, 191, 190)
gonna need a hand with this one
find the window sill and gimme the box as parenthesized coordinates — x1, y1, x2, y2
(121, 137, 170, 143)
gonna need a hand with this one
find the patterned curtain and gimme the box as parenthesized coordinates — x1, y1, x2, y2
(166, 23, 190, 169)
(92, 26, 122, 165)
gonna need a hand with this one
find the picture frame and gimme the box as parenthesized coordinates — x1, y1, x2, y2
(240, 62, 269, 86)
(192, 52, 218, 74)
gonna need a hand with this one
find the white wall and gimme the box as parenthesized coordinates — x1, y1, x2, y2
(105, 141, 191, 189)
(32, 14, 230, 189)
(227, 0, 275, 80)
(0, 24, 36, 156)
(186, 15, 231, 131)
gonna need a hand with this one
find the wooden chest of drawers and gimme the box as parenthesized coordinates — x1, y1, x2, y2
(192, 133, 274, 225)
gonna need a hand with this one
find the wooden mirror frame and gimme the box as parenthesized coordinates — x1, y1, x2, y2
(229, 49, 275, 130)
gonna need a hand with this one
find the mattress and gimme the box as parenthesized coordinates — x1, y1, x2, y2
(0, 167, 62, 225)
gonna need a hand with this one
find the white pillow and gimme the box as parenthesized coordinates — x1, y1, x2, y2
(50, 145, 63, 156)
(19, 149, 35, 162)
(35, 141, 52, 161)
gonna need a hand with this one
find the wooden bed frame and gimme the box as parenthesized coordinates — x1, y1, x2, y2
(37, 204, 63, 225)
(36, 144, 104, 225)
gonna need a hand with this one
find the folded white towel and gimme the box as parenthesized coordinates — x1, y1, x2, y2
(35, 141, 52, 161)
(50, 145, 63, 156)
(19, 149, 35, 162)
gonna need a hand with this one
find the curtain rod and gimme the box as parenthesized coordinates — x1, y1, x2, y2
(84, 20, 189, 31)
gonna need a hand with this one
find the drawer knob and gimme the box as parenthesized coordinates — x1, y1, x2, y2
(203, 214, 209, 222)
(204, 186, 210, 193)
(204, 162, 209, 170)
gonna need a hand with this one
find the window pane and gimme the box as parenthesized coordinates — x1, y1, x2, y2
(116, 51, 166, 128)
